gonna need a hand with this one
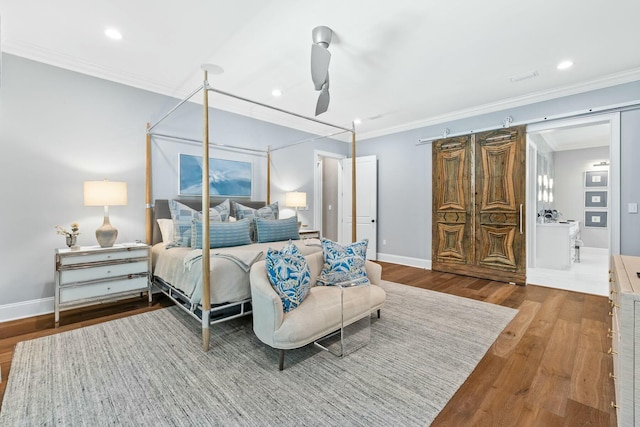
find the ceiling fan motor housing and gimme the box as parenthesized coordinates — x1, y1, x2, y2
(312, 26, 333, 48)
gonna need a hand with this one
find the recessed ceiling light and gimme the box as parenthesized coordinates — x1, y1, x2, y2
(271, 89, 282, 97)
(104, 28, 122, 40)
(353, 118, 362, 125)
(557, 60, 574, 70)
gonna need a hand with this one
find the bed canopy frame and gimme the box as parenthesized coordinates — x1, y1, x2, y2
(145, 67, 359, 351)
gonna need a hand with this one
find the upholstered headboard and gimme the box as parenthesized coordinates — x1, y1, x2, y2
(151, 198, 267, 245)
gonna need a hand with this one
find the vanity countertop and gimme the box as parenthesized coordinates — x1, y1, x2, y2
(537, 221, 579, 227)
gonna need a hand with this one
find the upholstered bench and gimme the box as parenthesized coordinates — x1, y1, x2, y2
(250, 251, 386, 370)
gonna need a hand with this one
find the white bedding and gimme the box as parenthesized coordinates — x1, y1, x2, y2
(152, 239, 322, 305)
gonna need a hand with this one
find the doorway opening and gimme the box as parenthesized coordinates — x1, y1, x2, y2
(526, 113, 620, 296)
(314, 150, 345, 241)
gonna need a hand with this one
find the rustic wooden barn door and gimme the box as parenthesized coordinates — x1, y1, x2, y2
(432, 125, 526, 284)
(432, 136, 473, 266)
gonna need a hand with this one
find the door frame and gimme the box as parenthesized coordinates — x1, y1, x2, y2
(525, 112, 621, 259)
(314, 150, 346, 238)
(526, 137, 538, 267)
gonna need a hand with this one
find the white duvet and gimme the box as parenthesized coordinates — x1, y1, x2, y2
(152, 239, 321, 305)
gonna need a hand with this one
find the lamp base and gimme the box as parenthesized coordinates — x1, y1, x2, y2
(96, 217, 118, 248)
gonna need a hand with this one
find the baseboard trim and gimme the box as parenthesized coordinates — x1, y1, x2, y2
(0, 297, 54, 323)
(376, 253, 431, 269)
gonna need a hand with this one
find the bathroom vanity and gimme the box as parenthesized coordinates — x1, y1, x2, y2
(535, 221, 580, 269)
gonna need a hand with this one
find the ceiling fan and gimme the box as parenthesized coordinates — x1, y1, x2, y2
(310, 26, 333, 116)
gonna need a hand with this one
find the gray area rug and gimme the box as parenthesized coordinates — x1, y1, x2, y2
(1, 281, 516, 426)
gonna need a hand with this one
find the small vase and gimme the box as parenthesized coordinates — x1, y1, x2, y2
(66, 234, 77, 248)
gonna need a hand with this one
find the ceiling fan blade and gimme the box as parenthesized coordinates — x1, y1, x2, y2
(311, 43, 331, 90)
(315, 85, 330, 116)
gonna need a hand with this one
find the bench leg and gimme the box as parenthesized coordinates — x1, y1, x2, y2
(279, 349, 285, 371)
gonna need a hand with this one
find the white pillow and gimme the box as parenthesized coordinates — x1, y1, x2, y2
(228, 216, 237, 222)
(157, 219, 175, 244)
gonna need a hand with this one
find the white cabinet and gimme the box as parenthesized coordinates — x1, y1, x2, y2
(535, 221, 579, 269)
(54, 243, 151, 326)
(610, 255, 640, 425)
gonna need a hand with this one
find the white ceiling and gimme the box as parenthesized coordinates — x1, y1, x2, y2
(532, 122, 610, 152)
(2, 0, 640, 140)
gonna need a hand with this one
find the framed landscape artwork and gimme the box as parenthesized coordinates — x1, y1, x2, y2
(584, 170, 608, 188)
(179, 154, 252, 197)
(585, 190, 607, 208)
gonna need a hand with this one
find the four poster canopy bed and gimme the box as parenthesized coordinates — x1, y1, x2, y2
(144, 67, 360, 351)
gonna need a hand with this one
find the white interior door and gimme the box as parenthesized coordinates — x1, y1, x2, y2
(341, 155, 377, 260)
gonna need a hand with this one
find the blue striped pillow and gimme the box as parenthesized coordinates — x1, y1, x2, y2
(254, 216, 300, 243)
(168, 199, 229, 248)
(191, 218, 251, 249)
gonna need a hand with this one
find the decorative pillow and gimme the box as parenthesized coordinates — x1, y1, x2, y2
(156, 219, 175, 244)
(168, 199, 229, 248)
(194, 199, 230, 222)
(168, 200, 198, 247)
(316, 238, 370, 286)
(265, 242, 311, 312)
(254, 216, 300, 243)
(232, 201, 279, 221)
(232, 201, 279, 241)
(191, 218, 251, 249)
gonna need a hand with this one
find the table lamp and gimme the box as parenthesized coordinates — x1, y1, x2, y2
(84, 180, 128, 247)
(285, 191, 307, 228)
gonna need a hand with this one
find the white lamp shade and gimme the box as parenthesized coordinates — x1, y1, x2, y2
(285, 191, 307, 208)
(84, 181, 128, 206)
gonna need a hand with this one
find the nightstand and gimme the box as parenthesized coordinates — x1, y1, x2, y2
(299, 229, 320, 239)
(54, 243, 151, 327)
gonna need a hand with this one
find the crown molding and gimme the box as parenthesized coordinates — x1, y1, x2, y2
(357, 67, 640, 141)
(3, 40, 185, 98)
(5, 40, 640, 142)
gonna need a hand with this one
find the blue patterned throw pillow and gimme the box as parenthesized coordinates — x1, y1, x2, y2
(194, 199, 230, 223)
(232, 201, 279, 241)
(168, 199, 229, 248)
(316, 238, 369, 286)
(168, 200, 198, 247)
(266, 242, 311, 312)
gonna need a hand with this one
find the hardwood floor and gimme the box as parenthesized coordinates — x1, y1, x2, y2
(0, 264, 616, 426)
(378, 262, 616, 426)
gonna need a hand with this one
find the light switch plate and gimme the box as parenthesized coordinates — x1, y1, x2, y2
(629, 203, 638, 214)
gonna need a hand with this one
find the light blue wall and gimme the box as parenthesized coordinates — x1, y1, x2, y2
(621, 109, 640, 256)
(0, 53, 347, 309)
(2, 50, 640, 312)
(359, 81, 640, 262)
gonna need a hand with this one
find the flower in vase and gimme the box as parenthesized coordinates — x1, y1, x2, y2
(55, 223, 81, 238)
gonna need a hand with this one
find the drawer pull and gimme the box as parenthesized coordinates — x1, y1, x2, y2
(608, 347, 618, 355)
(609, 372, 616, 380)
(609, 300, 619, 308)
(609, 277, 613, 283)
(611, 401, 619, 409)
(610, 289, 617, 295)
